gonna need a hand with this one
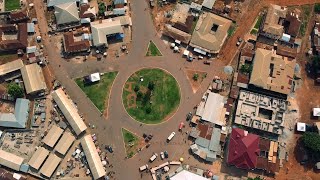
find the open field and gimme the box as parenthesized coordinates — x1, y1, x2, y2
(75, 72, 118, 112)
(121, 128, 144, 158)
(5, 0, 20, 11)
(122, 68, 180, 124)
(146, 41, 162, 56)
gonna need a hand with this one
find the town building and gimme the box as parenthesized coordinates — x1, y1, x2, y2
(39, 153, 61, 178)
(234, 90, 287, 135)
(81, 134, 106, 180)
(63, 32, 90, 53)
(54, 2, 80, 25)
(190, 12, 231, 55)
(249, 48, 296, 96)
(0, 23, 27, 51)
(52, 88, 87, 136)
(0, 98, 30, 128)
(79, 4, 96, 24)
(21, 63, 47, 95)
(227, 128, 280, 174)
(47, 0, 79, 7)
(28, 147, 50, 170)
(54, 131, 75, 155)
(260, 4, 287, 40)
(0, 59, 24, 78)
(9, 10, 29, 23)
(312, 22, 320, 54)
(42, 125, 64, 148)
(170, 169, 208, 180)
(0, 149, 24, 171)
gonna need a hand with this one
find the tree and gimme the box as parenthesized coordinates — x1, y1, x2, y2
(134, 85, 140, 92)
(98, 3, 106, 16)
(136, 91, 143, 101)
(7, 83, 24, 99)
(193, 73, 199, 81)
(315, 4, 320, 13)
(312, 56, 320, 74)
(148, 81, 155, 91)
(146, 107, 152, 114)
(247, 177, 263, 180)
(240, 64, 253, 74)
(301, 132, 320, 152)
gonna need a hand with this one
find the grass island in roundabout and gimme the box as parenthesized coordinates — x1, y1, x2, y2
(122, 68, 181, 124)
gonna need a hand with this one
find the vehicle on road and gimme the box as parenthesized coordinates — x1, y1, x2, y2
(139, 164, 148, 171)
(164, 151, 168, 158)
(203, 60, 211, 65)
(186, 112, 192, 121)
(179, 122, 184, 131)
(149, 153, 158, 162)
(160, 152, 165, 160)
(105, 145, 113, 153)
(167, 132, 176, 142)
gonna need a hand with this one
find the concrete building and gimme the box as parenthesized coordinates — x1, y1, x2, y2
(54, 2, 80, 25)
(47, 0, 79, 7)
(201, 0, 216, 9)
(0, 59, 24, 76)
(190, 12, 231, 55)
(196, 91, 226, 126)
(39, 153, 61, 178)
(21, 63, 47, 95)
(54, 131, 75, 155)
(0, 149, 24, 171)
(0, 98, 30, 128)
(52, 88, 87, 136)
(42, 125, 64, 148)
(81, 134, 106, 180)
(170, 169, 208, 180)
(234, 90, 287, 135)
(28, 147, 49, 170)
(90, 19, 124, 47)
(249, 48, 295, 95)
(261, 4, 287, 40)
(63, 32, 90, 53)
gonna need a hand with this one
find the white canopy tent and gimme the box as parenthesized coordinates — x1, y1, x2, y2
(297, 122, 306, 132)
(313, 108, 320, 117)
(89, 73, 101, 82)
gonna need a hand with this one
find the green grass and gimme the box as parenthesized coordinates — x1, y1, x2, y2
(191, 18, 199, 34)
(122, 68, 180, 124)
(5, 0, 20, 11)
(228, 23, 237, 37)
(250, 29, 258, 35)
(300, 5, 312, 37)
(254, 15, 263, 29)
(122, 128, 140, 158)
(75, 72, 118, 112)
(146, 41, 162, 56)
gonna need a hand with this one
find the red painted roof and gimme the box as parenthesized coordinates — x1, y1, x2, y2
(227, 128, 260, 169)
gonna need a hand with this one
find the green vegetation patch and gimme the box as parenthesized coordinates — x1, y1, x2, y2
(250, 29, 258, 35)
(122, 128, 141, 158)
(146, 41, 162, 56)
(315, 3, 320, 13)
(228, 23, 237, 37)
(122, 68, 180, 124)
(75, 72, 118, 112)
(300, 5, 312, 37)
(5, 0, 20, 11)
(254, 15, 263, 29)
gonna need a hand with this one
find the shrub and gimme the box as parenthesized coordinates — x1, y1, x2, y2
(193, 73, 199, 81)
(7, 83, 24, 99)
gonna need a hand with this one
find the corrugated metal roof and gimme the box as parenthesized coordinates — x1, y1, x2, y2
(54, 131, 75, 155)
(199, 92, 225, 126)
(39, 153, 61, 178)
(28, 147, 49, 170)
(54, 2, 80, 25)
(21, 63, 47, 94)
(202, 0, 216, 9)
(0, 59, 24, 76)
(42, 125, 64, 148)
(0, 98, 30, 128)
(47, 0, 79, 7)
(0, 149, 24, 171)
(209, 128, 221, 152)
(81, 134, 106, 180)
(52, 88, 87, 136)
(27, 23, 35, 33)
(90, 19, 123, 47)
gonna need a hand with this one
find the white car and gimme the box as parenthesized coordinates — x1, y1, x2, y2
(160, 152, 165, 160)
(149, 153, 158, 162)
(167, 132, 176, 142)
(139, 164, 148, 171)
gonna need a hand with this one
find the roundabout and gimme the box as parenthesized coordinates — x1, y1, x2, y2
(122, 68, 181, 124)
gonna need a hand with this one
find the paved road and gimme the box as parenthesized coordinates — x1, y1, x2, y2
(32, 0, 219, 179)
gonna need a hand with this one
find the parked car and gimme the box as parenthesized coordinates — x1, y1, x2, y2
(160, 152, 165, 160)
(164, 151, 168, 158)
(149, 153, 158, 162)
(203, 60, 211, 65)
(186, 112, 192, 121)
(167, 132, 176, 142)
(105, 145, 113, 153)
(139, 164, 148, 171)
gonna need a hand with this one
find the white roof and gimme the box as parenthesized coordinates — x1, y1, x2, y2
(171, 170, 208, 180)
(89, 73, 100, 82)
(21, 63, 47, 94)
(28, 147, 49, 170)
(198, 92, 225, 126)
(0, 59, 24, 76)
(47, 0, 79, 7)
(90, 19, 123, 46)
(81, 134, 106, 180)
(39, 153, 61, 178)
(202, 0, 216, 9)
(0, 149, 24, 171)
(313, 108, 320, 116)
(54, 131, 75, 155)
(297, 122, 306, 132)
(52, 88, 87, 135)
(54, 2, 80, 25)
(42, 125, 64, 148)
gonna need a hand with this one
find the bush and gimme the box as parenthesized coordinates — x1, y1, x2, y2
(98, 3, 106, 16)
(315, 4, 320, 13)
(193, 73, 199, 81)
(240, 64, 253, 74)
(148, 81, 155, 91)
(7, 83, 24, 99)
(302, 132, 320, 152)
(146, 107, 152, 114)
(136, 91, 143, 101)
(134, 85, 140, 92)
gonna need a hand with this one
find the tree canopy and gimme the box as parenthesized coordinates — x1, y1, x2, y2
(7, 83, 24, 99)
(302, 132, 320, 152)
